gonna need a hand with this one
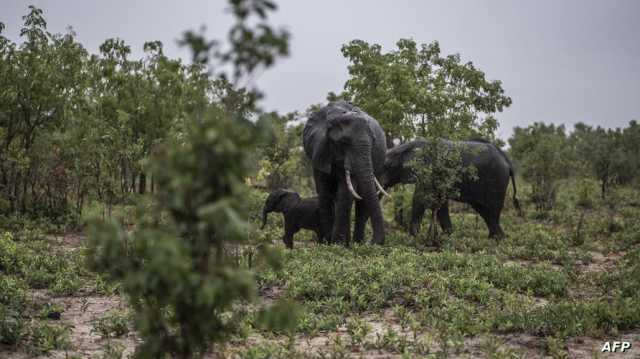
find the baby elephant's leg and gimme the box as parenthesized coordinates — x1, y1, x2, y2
(283, 219, 297, 249)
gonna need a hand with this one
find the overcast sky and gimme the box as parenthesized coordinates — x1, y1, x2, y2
(2, 0, 639, 140)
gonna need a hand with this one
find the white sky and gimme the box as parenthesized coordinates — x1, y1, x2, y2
(2, 0, 639, 140)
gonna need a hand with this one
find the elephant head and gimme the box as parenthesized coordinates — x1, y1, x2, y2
(303, 101, 388, 244)
(380, 140, 427, 189)
(261, 189, 300, 229)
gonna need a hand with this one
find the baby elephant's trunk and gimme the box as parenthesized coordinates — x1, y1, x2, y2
(261, 208, 269, 229)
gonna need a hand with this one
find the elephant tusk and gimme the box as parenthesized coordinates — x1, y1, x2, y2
(345, 170, 363, 200)
(374, 177, 391, 198)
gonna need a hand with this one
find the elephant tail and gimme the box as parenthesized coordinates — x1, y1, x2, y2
(509, 167, 524, 218)
(491, 142, 524, 218)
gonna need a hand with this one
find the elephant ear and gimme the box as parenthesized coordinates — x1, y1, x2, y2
(303, 110, 332, 174)
(386, 140, 424, 168)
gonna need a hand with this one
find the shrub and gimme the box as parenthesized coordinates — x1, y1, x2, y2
(92, 311, 130, 339)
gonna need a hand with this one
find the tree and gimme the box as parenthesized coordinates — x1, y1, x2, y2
(0, 6, 88, 217)
(87, 0, 294, 357)
(509, 123, 571, 211)
(339, 39, 511, 145)
(619, 120, 640, 185)
(570, 123, 630, 199)
(255, 111, 312, 191)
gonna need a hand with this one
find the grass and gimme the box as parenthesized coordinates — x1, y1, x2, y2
(243, 180, 640, 356)
(1, 179, 640, 357)
(0, 221, 94, 353)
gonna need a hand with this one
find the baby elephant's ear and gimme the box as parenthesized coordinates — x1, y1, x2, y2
(276, 190, 291, 203)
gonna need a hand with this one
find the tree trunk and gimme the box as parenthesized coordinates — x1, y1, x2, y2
(138, 173, 146, 194)
(131, 172, 137, 194)
(20, 173, 28, 214)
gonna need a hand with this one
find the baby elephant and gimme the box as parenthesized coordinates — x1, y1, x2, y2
(261, 189, 321, 249)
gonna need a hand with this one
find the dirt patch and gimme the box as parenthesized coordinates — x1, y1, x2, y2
(49, 294, 137, 358)
(48, 232, 86, 250)
(56, 295, 135, 356)
(0, 293, 137, 358)
(580, 251, 624, 274)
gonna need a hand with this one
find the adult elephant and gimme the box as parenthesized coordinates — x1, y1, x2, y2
(381, 138, 522, 239)
(303, 101, 389, 245)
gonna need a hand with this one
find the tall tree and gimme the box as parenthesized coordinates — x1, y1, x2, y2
(338, 39, 511, 145)
(570, 123, 633, 199)
(510, 123, 571, 211)
(87, 1, 295, 357)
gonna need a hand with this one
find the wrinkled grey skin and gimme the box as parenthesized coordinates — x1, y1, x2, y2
(381, 138, 522, 239)
(303, 101, 387, 245)
(261, 189, 321, 249)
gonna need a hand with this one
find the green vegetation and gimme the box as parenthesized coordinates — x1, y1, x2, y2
(1, 1, 639, 358)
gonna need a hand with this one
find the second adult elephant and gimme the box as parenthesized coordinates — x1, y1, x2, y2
(303, 101, 389, 245)
(381, 138, 522, 239)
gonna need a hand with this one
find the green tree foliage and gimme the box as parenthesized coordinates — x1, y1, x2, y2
(0, 6, 88, 217)
(0, 2, 287, 222)
(570, 122, 636, 198)
(84, 0, 295, 357)
(255, 112, 312, 191)
(509, 123, 572, 211)
(509, 120, 640, 212)
(410, 140, 478, 241)
(87, 106, 269, 358)
(338, 38, 512, 144)
(0, 8, 210, 220)
(619, 120, 640, 183)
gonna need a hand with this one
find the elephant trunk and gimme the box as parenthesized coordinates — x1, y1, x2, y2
(348, 147, 385, 245)
(261, 208, 269, 230)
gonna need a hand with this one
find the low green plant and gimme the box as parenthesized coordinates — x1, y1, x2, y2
(92, 311, 130, 339)
(345, 317, 371, 347)
(0, 304, 27, 345)
(479, 336, 521, 358)
(239, 341, 302, 359)
(28, 322, 72, 355)
(101, 340, 126, 359)
(546, 336, 569, 359)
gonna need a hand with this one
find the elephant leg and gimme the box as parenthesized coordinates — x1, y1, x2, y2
(471, 203, 504, 239)
(487, 208, 505, 240)
(410, 189, 427, 236)
(436, 201, 453, 234)
(436, 202, 453, 235)
(313, 170, 336, 243)
(353, 200, 368, 243)
(282, 221, 297, 249)
(332, 176, 353, 245)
